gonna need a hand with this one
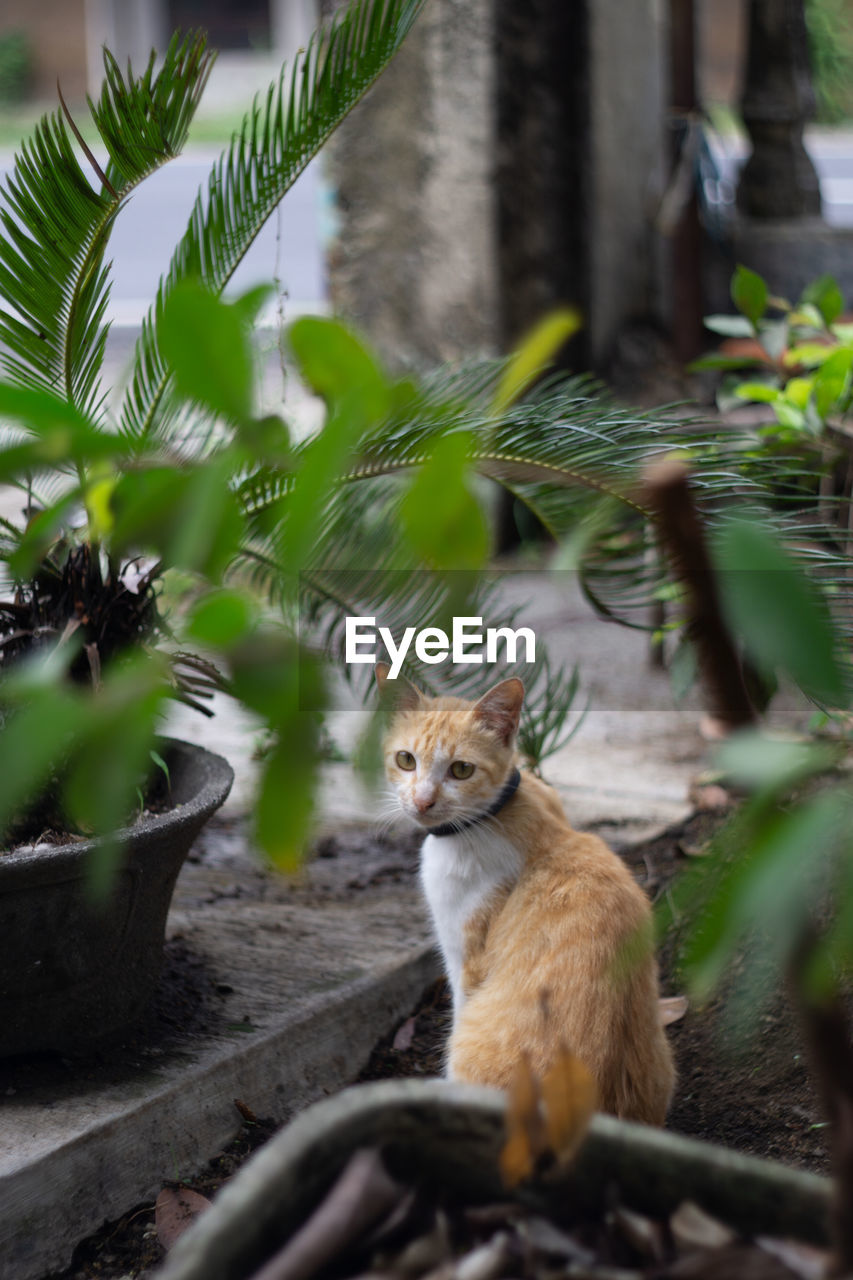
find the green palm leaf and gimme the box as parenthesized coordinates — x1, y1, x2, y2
(0, 32, 213, 419)
(237, 356, 853, 655)
(120, 0, 427, 445)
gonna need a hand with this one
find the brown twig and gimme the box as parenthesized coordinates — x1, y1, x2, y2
(792, 932, 853, 1275)
(642, 458, 757, 732)
(247, 1148, 404, 1280)
(56, 80, 118, 199)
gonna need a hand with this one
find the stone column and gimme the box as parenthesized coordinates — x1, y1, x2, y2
(587, 0, 668, 364)
(736, 0, 821, 218)
(326, 0, 499, 369)
(494, 0, 590, 364)
(326, 0, 668, 372)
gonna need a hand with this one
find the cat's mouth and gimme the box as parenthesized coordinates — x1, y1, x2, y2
(407, 803, 484, 832)
(404, 802, 454, 829)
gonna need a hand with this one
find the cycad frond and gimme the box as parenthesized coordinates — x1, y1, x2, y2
(0, 32, 213, 418)
(120, 0, 428, 444)
(237, 356, 853, 642)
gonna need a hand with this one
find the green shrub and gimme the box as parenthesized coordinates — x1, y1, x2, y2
(806, 0, 853, 123)
(0, 30, 32, 106)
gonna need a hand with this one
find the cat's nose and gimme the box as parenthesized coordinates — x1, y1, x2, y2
(414, 792, 437, 813)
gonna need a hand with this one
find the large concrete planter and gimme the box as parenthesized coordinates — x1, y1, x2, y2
(158, 1079, 832, 1280)
(0, 738, 233, 1057)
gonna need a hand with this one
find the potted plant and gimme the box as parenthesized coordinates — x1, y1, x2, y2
(0, 0, 430, 1056)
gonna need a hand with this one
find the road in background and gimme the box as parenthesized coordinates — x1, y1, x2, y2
(708, 127, 853, 229)
(0, 149, 328, 326)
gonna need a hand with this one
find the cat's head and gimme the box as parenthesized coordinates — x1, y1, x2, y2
(376, 664, 523, 829)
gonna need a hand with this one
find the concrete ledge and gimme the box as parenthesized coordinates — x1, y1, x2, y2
(0, 822, 440, 1280)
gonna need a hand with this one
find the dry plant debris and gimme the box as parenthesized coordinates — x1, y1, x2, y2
(214, 1145, 831, 1280)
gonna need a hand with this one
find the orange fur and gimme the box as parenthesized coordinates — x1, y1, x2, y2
(378, 668, 676, 1126)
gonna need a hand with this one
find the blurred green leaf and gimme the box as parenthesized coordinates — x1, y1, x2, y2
(759, 318, 789, 363)
(734, 381, 780, 404)
(669, 636, 698, 704)
(812, 345, 853, 418)
(0, 386, 121, 481)
(773, 400, 808, 432)
(238, 413, 291, 465)
(399, 432, 490, 571)
(732, 265, 768, 327)
(186, 588, 254, 648)
(231, 283, 275, 327)
(801, 274, 844, 327)
(159, 280, 254, 422)
(715, 729, 839, 793)
(782, 377, 813, 410)
(683, 790, 847, 1001)
(229, 638, 326, 868)
(288, 316, 390, 429)
(702, 315, 756, 339)
(783, 343, 838, 369)
(111, 458, 243, 578)
(63, 660, 168, 896)
(789, 303, 825, 330)
(712, 519, 847, 705)
(8, 488, 86, 580)
(279, 318, 392, 577)
(688, 354, 760, 373)
(491, 308, 582, 417)
(0, 684, 82, 842)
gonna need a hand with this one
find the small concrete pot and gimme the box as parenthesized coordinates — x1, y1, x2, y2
(0, 738, 233, 1057)
(158, 1079, 832, 1280)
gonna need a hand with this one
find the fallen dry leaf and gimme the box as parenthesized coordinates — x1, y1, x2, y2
(519, 1214, 596, 1266)
(687, 782, 732, 811)
(392, 1016, 417, 1052)
(249, 1148, 403, 1280)
(453, 1232, 512, 1280)
(659, 995, 689, 1027)
(755, 1235, 829, 1280)
(609, 1205, 666, 1262)
(155, 1186, 212, 1251)
(678, 839, 713, 858)
(670, 1200, 736, 1254)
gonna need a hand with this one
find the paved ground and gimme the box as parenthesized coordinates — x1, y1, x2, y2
(0, 560, 729, 1280)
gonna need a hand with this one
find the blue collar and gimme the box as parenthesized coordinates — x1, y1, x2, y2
(427, 767, 522, 838)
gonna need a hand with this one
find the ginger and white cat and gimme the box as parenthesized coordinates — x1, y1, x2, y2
(377, 665, 675, 1125)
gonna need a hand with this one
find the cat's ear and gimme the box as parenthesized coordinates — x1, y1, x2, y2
(375, 662, 422, 712)
(473, 677, 524, 746)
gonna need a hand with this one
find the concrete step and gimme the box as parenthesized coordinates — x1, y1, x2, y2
(0, 821, 439, 1280)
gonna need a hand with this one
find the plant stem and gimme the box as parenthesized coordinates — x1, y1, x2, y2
(642, 458, 757, 731)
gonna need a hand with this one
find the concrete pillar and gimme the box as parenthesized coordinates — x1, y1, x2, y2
(737, 0, 821, 218)
(326, 0, 499, 369)
(270, 0, 317, 62)
(327, 0, 667, 371)
(587, 0, 668, 364)
(85, 0, 168, 92)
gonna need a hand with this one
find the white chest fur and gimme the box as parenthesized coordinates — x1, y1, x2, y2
(419, 825, 522, 1013)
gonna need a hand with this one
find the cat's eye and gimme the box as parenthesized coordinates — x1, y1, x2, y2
(449, 761, 475, 780)
(395, 750, 416, 771)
